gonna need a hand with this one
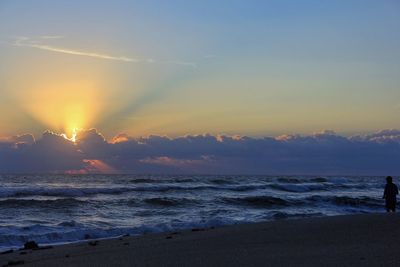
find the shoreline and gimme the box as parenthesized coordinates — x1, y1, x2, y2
(1, 213, 400, 266)
(0, 211, 373, 253)
(0, 212, 331, 253)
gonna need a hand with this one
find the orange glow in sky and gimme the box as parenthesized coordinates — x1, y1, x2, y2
(13, 80, 106, 138)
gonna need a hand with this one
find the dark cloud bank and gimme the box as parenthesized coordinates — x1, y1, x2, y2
(1, 129, 400, 175)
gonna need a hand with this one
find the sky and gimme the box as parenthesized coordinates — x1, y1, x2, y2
(0, 0, 399, 174)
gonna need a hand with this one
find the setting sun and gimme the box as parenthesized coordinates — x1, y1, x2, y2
(62, 127, 78, 142)
(71, 128, 78, 142)
(11, 80, 105, 137)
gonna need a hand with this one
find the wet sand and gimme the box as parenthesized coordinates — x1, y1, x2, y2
(1, 213, 400, 267)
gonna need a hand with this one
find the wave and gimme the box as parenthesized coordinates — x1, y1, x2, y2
(269, 181, 363, 193)
(0, 198, 85, 208)
(221, 194, 382, 210)
(309, 177, 328, 183)
(225, 184, 269, 192)
(0, 217, 248, 251)
(307, 195, 381, 208)
(0, 187, 138, 198)
(275, 177, 330, 184)
(144, 197, 198, 207)
(57, 220, 85, 227)
(0, 185, 221, 198)
(208, 178, 236, 185)
(128, 178, 158, 183)
(128, 178, 195, 184)
(0, 180, 368, 198)
(326, 177, 352, 184)
(277, 177, 303, 184)
(0, 183, 277, 198)
(333, 196, 381, 207)
(269, 183, 327, 193)
(174, 178, 196, 183)
(275, 177, 351, 185)
(132, 185, 220, 192)
(222, 196, 294, 207)
(0, 225, 131, 250)
(0, 174, 386, 252)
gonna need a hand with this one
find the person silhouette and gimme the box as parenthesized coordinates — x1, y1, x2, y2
(383, 176, 399, 212)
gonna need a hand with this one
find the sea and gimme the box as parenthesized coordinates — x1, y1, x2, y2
(0, 174, 388, 251)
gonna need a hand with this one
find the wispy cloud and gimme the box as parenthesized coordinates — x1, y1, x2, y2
(13, 36, 196, 67)
(15, 37, 139, 62)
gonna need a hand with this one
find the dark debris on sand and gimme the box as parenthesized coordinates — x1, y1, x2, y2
(88, 241, 99, 246)
(0, 250, 13, 255)
(23, 241, 38, 250)
(20, 241, 52, 251)
(191, 228, 206, 232)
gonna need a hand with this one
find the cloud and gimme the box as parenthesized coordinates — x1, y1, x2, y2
(14, 37, 138, 62)
(0, 131, 85, 173)
(10, 134, 35, 145)
(13, 36, 196, 67)
(1, 129, 400, 175)
(352, 129, 400, 143)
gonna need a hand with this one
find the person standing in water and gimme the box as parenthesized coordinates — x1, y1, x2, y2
(383, 176, 399, 212)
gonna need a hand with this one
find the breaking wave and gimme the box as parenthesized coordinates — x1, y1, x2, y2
(0, 174, 386, 251)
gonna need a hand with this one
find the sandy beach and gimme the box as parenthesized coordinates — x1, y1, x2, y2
(1, 213, 400, 267)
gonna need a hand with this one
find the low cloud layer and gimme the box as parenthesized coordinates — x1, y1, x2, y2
(1, 129, 400, 175)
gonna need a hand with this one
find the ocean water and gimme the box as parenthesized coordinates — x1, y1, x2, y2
(0, 174, 387, 250)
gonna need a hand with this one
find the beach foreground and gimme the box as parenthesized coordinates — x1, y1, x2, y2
(1, 213, 399, 267)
